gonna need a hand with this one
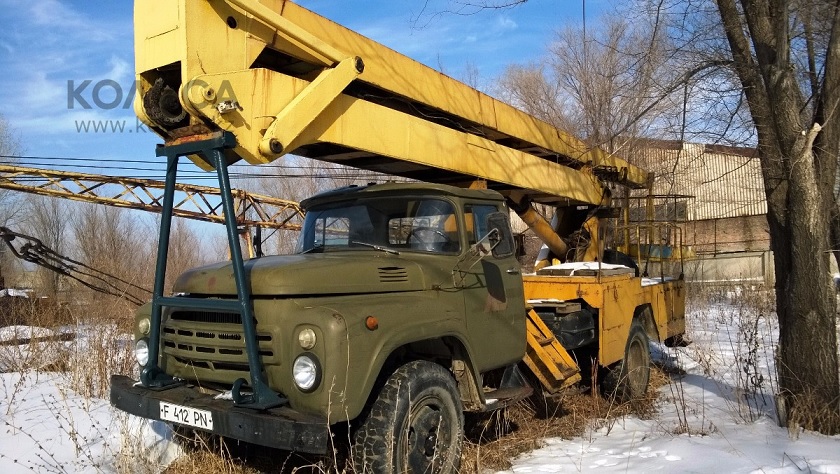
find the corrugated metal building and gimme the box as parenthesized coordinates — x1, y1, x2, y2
(635, 141, 765, 220)
(631, 141, 773, 283)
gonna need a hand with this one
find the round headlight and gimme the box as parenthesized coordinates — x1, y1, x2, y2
(138, 317, 151, 336)
(292, 353, 321, 392)
(135, 338, 150, 367)
(298, 328, 317, 350)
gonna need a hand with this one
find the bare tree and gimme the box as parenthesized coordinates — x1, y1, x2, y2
(497, 63, 571, 129)
(0, 115, 21, 288)
(129, 213, 213, 296)
(643, 0, 840, 433)
(164, 218, 208, 292)
(497, 12, 676, 158)
(25, 196, 69, 298)
(0, 114, 21, 171)
(73, 204, 152, 318)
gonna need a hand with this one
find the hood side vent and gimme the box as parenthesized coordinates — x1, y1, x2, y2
(378, 266, 408, 283)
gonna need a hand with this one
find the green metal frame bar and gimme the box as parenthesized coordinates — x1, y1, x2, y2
(140, 132, 284, 409)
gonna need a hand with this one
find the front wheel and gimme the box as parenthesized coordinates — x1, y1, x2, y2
(352, 360, 464, 474)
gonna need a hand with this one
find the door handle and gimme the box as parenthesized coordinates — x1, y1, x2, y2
(506, 268, 520, 275)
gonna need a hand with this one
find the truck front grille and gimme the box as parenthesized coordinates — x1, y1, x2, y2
(171, 310, 245, 325)
(162, 310, 276, 376)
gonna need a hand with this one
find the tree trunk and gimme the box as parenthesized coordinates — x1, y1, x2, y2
(773, 129, 840, 432)
(716, 0, 840, 433)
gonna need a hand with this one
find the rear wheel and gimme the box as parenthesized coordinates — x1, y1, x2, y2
(352, 360, 464, 474)
(604, 319, 651, 402)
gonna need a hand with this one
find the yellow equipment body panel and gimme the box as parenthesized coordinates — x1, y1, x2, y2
(641, 278, 687, 341)
(523, 275, 685, 366)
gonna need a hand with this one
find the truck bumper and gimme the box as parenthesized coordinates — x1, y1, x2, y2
(110, 375, 330, 454)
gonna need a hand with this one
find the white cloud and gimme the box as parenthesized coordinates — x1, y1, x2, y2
(0, 0, 135, 156)
(495, 16, 518, 31)
(21, 71, 66, 110)
(28, 0, 114, 41)
(105, 56, 132, 84)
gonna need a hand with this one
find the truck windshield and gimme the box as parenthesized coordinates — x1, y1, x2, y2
(296, 196, 460, 254)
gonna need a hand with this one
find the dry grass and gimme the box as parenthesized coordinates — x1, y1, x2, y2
(163, 428, 337, 474)
(0, 298, 76, 374)
(459, 367, 668, 473)
(154, 367, 670, 474)
(0, 295, 147, 472)
(785, 390, 840, 437)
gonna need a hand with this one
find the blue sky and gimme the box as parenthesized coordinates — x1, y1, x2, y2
(0, 0, 607, 177)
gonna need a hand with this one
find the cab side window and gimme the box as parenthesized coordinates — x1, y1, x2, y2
(466, 204, 499, 245)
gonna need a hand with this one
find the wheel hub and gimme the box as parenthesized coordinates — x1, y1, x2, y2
(407, 405, 444, 472)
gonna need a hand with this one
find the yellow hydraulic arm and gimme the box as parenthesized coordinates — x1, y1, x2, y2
(134, 0, 651, 208)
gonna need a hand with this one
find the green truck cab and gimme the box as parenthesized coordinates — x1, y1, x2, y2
(112, 182, 529, 471)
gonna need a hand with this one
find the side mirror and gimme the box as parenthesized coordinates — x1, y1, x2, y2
(472, 228, 498, 258)
(513, 233, 526, 258)
(453, 212, 515, 287)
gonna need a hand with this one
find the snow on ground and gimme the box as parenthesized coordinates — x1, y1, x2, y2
(0, 371, 180, 473)
(0, 327, 180, 474)
(504, 299, 840, 473)
(0, 297, 838, 473)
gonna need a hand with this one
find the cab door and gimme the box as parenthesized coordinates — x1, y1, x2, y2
(461, 203, 526, 371)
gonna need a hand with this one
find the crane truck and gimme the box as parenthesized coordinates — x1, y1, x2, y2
(110, 1, 686, 472)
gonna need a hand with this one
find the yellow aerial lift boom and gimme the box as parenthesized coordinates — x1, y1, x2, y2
(134, 0, 651, 203)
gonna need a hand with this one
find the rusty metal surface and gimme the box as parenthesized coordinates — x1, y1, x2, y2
(0, 164, 304, 230)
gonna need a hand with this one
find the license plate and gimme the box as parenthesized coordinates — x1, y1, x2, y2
(159, 401, 214, 430)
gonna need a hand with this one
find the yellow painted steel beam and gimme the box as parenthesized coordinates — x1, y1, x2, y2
(0, 165, 304, 230)
(258, 56, 364, 158)
(523, 309, 581, 393)
(187, 70, 606, 205)
(133, 0, 652, 202)
(224, 0, 349, 67)
(272, 1, 651, 188)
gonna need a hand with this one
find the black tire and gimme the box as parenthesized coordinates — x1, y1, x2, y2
(352, 360, 464, 474)
(604, 319, 651, 402)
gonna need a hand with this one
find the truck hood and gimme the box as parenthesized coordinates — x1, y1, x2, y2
(172, 253, 428, 296)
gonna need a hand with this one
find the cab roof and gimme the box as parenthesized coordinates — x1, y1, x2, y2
(300, 182, 505, 210)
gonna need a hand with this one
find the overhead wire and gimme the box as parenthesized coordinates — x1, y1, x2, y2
(1, 154, 390, 182)
(0, 154, 388, 171)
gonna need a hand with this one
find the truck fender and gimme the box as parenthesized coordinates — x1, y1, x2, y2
(633, 304, 658, 342)
(363, 336, 485, 414)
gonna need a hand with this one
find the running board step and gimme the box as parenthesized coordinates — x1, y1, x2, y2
(482, 386, 533, 411)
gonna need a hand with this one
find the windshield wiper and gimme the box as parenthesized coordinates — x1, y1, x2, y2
(351, 241, 400, 255)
